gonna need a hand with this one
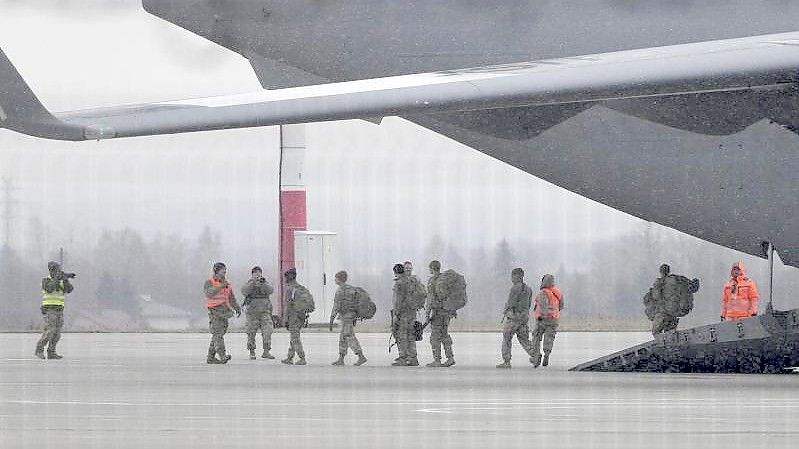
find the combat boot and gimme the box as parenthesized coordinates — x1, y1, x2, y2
(47, 352, 63, 360)
(332, 354, 345, 366)
(426, 358, 443, 368)
(295, 358, 307, 366)
(406, 357, 419, 366)
(542, 353, 550, 367)
(262, 351, 275, 359)
(496, 360, 511, 369)
(207, 356, 222, 364)
(249, 350, 256, 360)
(354, 353, 368, 366)
(530, 353, 542, 368)
(391, 357, 407, 366)
(219, 354, 232, 364)
(34, 348, 45, 360)
(393, 356, 403, 363)
(442, 358, 456, 367)
(281, 357, 294, 365)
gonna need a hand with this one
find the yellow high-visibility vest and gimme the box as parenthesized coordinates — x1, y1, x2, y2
(41, 277, 65, 306)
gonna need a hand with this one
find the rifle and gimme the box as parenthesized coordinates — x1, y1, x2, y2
(388, 309, 400, 353)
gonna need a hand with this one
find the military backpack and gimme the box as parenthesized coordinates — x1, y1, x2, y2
(438, 269, 467, 311)
(354, 287, 377, 320)
(292, 286, 315, 314)
(408, 276, 427, 310)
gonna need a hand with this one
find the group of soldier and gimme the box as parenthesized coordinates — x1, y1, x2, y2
(33, 258, 760, 366)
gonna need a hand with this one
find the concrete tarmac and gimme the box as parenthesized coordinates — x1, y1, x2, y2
(1, 331, 797, 449)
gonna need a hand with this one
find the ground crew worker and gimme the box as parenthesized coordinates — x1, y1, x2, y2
(425, 260, 455, 367)
(35, 261, 74, 360)
(242, 266, 275, 360)
(328, 271, 367, 366)
(391, 263, 419, 366)
(204, 262, 241, 364)
(281, 268, 309, 365)
(496, 268, 537, 368)
(531, 274, 563, 367)
(721, 262, 759, 321)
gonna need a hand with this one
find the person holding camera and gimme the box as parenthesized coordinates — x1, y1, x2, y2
(35, 261, 75, 360)
(241, 266, 275, 360)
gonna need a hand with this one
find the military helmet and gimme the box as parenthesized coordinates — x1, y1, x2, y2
(213, 262, 226, 273)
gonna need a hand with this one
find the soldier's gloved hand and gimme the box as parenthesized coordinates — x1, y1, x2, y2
(720, 316, 724, 322)
(751, 313, 757, 317)
(537, 317, 543, 321)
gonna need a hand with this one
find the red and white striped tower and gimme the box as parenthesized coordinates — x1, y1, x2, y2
(277, 124, 307, 320)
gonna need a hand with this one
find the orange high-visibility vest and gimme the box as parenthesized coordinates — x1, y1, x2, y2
(535, 287, 562, 320)
(721, 277, 758, 321)
(205, 277, 231, 309)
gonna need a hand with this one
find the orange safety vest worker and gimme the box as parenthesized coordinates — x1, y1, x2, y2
(721, 262, 758, 321)
(535, 286, 562, 320)
(206, 277, 232, 309)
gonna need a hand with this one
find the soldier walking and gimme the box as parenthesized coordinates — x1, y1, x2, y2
(425, 260, 456, 367)
(531, 274, 563, 367)
(391, 263, 419, 366)
(35, 262, 74, 360)
(328, 271, 367, 366)
(281, 268, 311, 365)
(644, 264, 700, 335)
(496, 268, 537, 368)
(204, 262, 241, 364)
(242, 266, 275, 360)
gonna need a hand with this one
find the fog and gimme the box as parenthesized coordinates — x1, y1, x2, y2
(1, 1, 797, 332)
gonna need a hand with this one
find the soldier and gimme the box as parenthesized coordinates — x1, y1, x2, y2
(281, 268, 310, 365)
(391, 263, 419, 366)
(328, 271, 368, 366)
(721, 262, 759, 322)
(531, 274, 563, 367)
(35, 261, 74, 360)
(425, 260, 456, 367)
(644, 264, 700, 335)
(204, 262, 241, 364)
(497, 268, 537, 368)
(242, 266, 275, 360)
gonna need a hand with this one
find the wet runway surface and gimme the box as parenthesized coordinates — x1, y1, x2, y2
(1, 332, 797, 448)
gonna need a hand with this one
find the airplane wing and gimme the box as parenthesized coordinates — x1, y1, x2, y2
(1, 32, 798, 141)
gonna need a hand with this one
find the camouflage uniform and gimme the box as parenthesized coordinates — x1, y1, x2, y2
(392, 274, 418, 365)
(426, 272, 455, 366)
(283, 282, 310, 364)
(242, 278, 275, 357)
(35, 275, 73, 359)
(500, 282, 536, 364)
(332, 284, 364, 359)
(531, 316, 560, 356)
(204, 278, 241, 363)
(531, 275, 563, 367)
(644, 265, 699, 335)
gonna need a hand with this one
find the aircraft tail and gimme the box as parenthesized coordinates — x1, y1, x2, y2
(0, 48, 84, 140)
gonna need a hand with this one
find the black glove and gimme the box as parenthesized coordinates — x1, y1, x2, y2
(720, 316, 724, 322)
(537, 317, 543, 321)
